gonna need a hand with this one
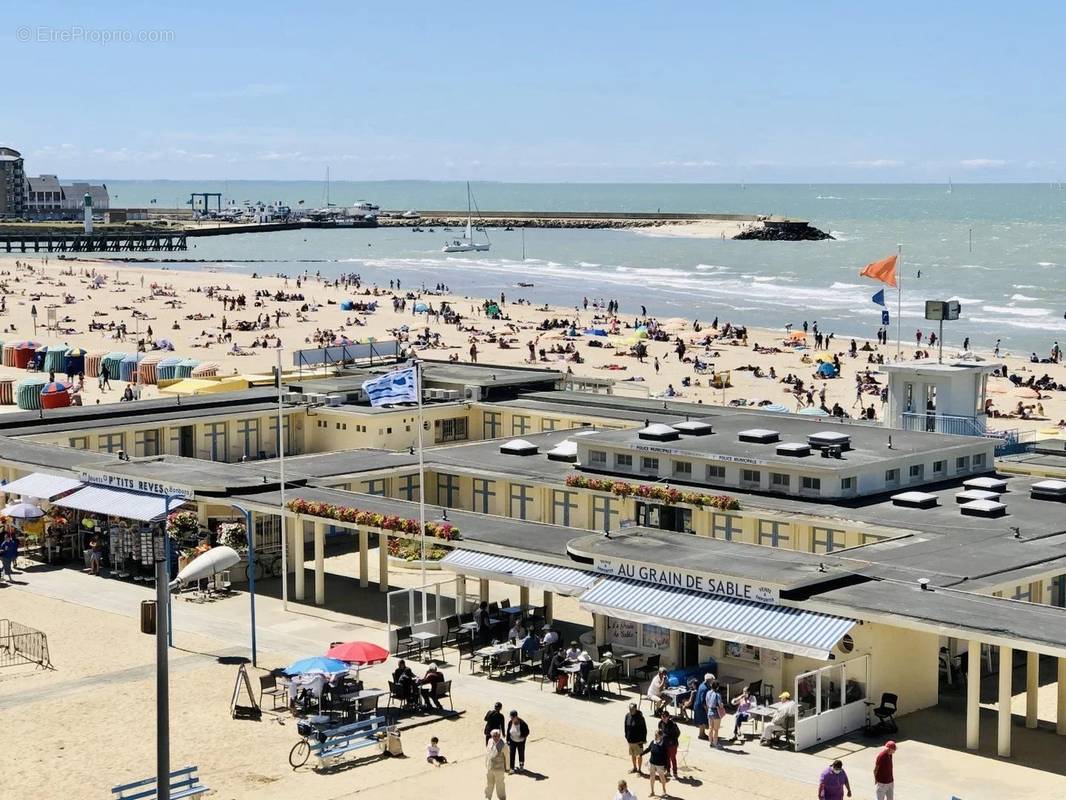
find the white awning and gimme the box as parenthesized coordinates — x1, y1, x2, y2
(440, 549, 598, 596)
(579, 576, 856, 661)
(1, 472, 83, 501)
(53, 486, 186, 522)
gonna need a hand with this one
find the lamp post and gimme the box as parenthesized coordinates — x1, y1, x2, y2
(156, 491, 184, 800)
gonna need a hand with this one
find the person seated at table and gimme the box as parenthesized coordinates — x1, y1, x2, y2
(507, 620, 527, 641)
(731, 686, 753, 741)
(647, 667, 669, 716)
(540, 626, 560, 651)
(564, 641, 582, 662)
(548, 649, 568, 693)
(574, 651, 594, 696)
(520, 633, 538, 657)
(419, 663, 445, 710)
(760, 691, 798, 745)
(392, 659, 418, 705)
(474, 601, 493, 645)
(676, 675, 700, 721)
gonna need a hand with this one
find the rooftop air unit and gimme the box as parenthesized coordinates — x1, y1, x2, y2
(738, 428, 779, 444)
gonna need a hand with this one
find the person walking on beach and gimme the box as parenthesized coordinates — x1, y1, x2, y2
(657, 711, 680, 778)
(994, 339, 1001, 357)
(641, 730, 669, 798)
(873, 740, 896, 799)
(505, 709, 530, 772)
(469, 342, 478, 363)
(706, 680, 726, 748)
(100, 363, 112, 391)
(692, 673, 712, 740)
(1, 529, 17, 582)
(819, 759, 852, 799)
(624, 702, 648, 774)
(485, 729, 507, 800)
(484, 701, 505, 745)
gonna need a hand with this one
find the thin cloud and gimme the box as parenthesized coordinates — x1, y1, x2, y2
(960, 158, 1007, 168)
(848, 159, 904, 168)
(656, 160, 719, 167)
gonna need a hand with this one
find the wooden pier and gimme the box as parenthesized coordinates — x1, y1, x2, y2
(0, 231, 188, 253)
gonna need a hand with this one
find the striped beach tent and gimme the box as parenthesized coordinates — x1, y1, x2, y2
(175, 358, 200, 379)
(119, 353, 141, 383)
(156, 356, 183, 381)
(64, 347, 87, 376)
(43, 345, 69, 374)
(102, 352, 127, 380)
(0, 378, 13, 405)
(83, 350, 108, 378)
(137, 354, 163, 385)
(190, 361, 219, 378)
(13, 341, 42, 369)
(1, 342, 13, 367)
(16, 376, 48, 409)
(40, 381, 72, 409)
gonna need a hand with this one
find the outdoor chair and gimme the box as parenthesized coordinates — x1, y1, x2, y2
(633, 654, 660, 683)
(258, 673, 287, 711)
(442, 615, 461, 646)
(457, 637, 481, 675)
(386, 680, 415, 714)
(873, 692, 899, 732)
(394, 625, 417, 658)
(499, 598, 512, 610)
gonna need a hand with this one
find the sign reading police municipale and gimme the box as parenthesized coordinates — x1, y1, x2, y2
(595, 557, 778, 605)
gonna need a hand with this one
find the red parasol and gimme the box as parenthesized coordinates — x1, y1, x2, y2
(326, 641, 389, 665)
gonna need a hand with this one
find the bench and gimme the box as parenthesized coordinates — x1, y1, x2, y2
(310, 715, 389, 767)
(112, 766, 207, 799)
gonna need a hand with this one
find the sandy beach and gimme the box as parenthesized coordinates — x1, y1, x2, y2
(0, 253, 1063, 436)
(628, 219, 761, 239)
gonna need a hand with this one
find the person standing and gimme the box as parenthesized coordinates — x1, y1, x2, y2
(874, 740, 896, 800)
(485, 729, 507, 800)
(484, 701, 505, 745)
(623, 702, 648, 775)
(100, 363, 111, 391)
(505, 710, 530, 773)
(615, 778, 638, 800)
(706, 680, 726, 749)
(641, 730, 669, 798)
(657, 711, 681, 779)
(818, 759, 852, 800)
(692, 673, 713, 740)
(475, 600, 492, 645)
(0, 529, 17, 582)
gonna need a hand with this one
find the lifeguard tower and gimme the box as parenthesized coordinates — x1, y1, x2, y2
(880, 360, 1002, 435)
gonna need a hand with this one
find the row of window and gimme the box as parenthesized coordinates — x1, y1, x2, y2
(885, 453, 984, 486)
(69, 418, 290, 461)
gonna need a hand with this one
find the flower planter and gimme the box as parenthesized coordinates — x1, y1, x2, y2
(388, 556, 443, 571)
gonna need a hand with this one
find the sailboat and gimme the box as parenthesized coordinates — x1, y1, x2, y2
(442, 182, 490, 253)
(947, 176, 953, 195)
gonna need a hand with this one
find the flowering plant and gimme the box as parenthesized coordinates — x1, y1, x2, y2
(387, 537, 447, 562)
(167, 510, 201, 538)
(217, 521, 248, 553)
(564, 474, 740, 510)
(286, 499, 460, 540)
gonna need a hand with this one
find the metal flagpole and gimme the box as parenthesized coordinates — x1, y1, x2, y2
(277, 348, 288, 611)
(896, 244, 903, 360)
(415, 359, 428, 621)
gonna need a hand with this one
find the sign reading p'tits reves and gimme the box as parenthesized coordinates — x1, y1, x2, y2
(595, 557, 778, 605)
(78, 471, 188, 499)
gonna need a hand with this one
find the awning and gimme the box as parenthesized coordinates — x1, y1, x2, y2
(579, 576, 856, 660)
(1, 472, 83, 500)
(440, 549, 598, 596)
(53, 486, 187, 522)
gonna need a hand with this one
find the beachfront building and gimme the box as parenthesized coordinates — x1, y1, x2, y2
(25, 174, 64, 216)
(0, 146, 27, 217)
(1, 358, 1065, 758)
(61, 181, 110, 213)
(881, 360, 1001, 436)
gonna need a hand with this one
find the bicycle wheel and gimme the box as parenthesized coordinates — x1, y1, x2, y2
(245, 559, 265, 583)
(289, 739, 311, 769)
(268, 554, 283, 578)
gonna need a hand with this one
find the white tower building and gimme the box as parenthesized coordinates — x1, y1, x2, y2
(83, 192, 93, 234)
(880, 360, 1002, 435)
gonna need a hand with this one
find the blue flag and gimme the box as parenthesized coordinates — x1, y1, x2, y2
(872, 289, 886, 306)
(881, 309, 891, 325)
(362, 366, 418, 407)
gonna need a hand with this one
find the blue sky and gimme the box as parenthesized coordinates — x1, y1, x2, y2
(5, 1, 1066, 182)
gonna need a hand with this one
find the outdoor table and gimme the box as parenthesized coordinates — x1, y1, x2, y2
(499, 605, 535, 616)
(747, 702, 784, 735)
(662, 686, 688, 716)
(616, 652, 640, 680)
(717, 674, 745, 702)
(408, 631, 437, 661)
(459, 621, 478, 632)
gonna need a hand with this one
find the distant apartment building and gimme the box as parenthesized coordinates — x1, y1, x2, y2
(0, 146, 27, 217)
(25, 174, 64, 214)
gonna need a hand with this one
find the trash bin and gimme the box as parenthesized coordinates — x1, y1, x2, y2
(140, 600, 157, 635)
(385, 726, 403, 757)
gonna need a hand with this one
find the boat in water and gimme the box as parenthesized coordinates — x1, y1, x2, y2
(442, 182, 490, 253)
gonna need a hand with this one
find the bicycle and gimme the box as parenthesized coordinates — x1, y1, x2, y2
(289, 716, 331, 768)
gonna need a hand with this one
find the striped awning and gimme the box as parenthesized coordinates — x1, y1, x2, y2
(440, 549, 598, 596)
(53, 486, 187, 522)
(1, 472, 83, 500)
(579, 576, 856, 660)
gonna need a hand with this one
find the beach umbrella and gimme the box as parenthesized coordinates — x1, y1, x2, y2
(283, 656, 350, 677)
(799, 406, 830, 417)
(787, 331, 807, 341)
(414, 302, 430, 313)
(634, 326, 649, 339)
(2, 501, 44, 520)
(40, 381, 71, 395)
(326, 641, 389, 665)
(154, 338, 175, 351)
(1016, 387, 1042, 399)
(762, 403, 790, 413)
(332, 336, 354, 346)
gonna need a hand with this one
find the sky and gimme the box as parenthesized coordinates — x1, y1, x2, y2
(4, 1, 1066, 183)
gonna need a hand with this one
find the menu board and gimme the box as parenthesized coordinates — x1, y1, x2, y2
(606, 618, 639, 650)
(641, 624, 671, 653)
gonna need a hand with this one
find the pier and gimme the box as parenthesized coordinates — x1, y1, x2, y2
(0, 230, 188, 253)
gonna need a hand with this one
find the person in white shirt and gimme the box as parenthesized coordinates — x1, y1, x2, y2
(646, 667, 669, 716)
(564, 641, 582, 661)
(540, 627, 559, 648)
(615, 778, 638, 800)
(507, 621, 526, 641)
(426, 736, 446, 766)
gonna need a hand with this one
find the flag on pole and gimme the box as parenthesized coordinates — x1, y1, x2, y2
(859, 255, 898, 288)
(881, 309, 891, 325)
(362, 366, 418, 407)
(871, 289, 886, 306)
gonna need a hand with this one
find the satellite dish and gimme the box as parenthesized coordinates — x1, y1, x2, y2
(169, 545, 240, 589)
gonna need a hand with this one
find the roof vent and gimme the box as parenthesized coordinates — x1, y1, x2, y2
(499, 438, 538, 456)
(1031, 479, 1066, 502)
(738, 428, 779, 444)
(776, 442, 811, 457)
(808, 430, 851, 450)
(638, 423, 681, 442)
(963, 476, 1008, 493)
(546, 440, 578, 462)
(672, 420, 714, 436)
(891, 491, 939, 509)
(955, 489, 1000, 504)
(960, 499, 1007, 518)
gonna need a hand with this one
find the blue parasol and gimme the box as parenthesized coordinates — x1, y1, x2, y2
(283, 656, 350, 676)
(799, 406, 830, 417)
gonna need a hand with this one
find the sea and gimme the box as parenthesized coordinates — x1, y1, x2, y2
(97, 181, 1066, 353)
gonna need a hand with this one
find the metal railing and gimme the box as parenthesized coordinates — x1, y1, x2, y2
(900, 412, 986, 437)
(0, 619, 53, 670)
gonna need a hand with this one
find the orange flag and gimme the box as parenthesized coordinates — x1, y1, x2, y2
(859, 254, 897, 288)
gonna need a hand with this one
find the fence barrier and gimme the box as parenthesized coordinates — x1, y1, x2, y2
(0, 618, 54, 670)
